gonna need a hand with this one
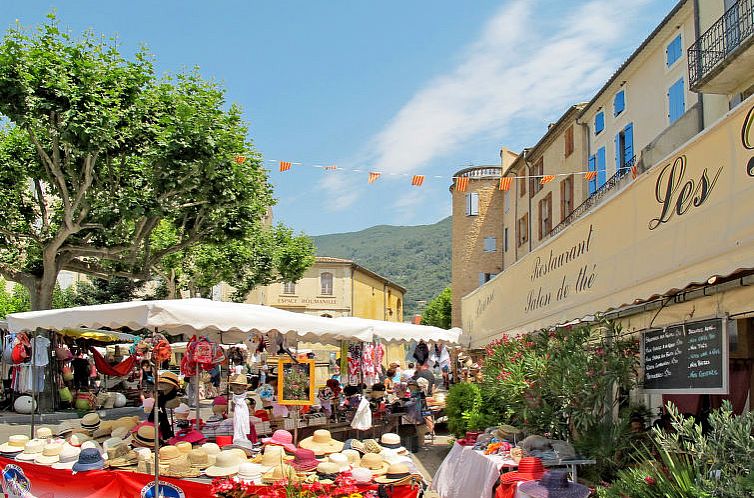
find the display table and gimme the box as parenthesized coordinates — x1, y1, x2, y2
(431, 443, 595, 498)
(0, 457, 420, 498)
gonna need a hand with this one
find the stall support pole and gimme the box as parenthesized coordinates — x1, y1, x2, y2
(293, 406, 300, 444)
(30, 331, 36, 439)
(152, 330, 161, 495)
(195, 371, 201, 431)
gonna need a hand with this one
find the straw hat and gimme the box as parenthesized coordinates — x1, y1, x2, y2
(92, 426, 113, 441)
(228, 373, 248, 387)
(175, 441, 193, 454)
(298, 429, 344, 456)
(109, 449, 139, 468)
(358, 452, 390, 476)
(16, 439, 46, 461)
(351, 467, 374, 484)
(289, 447, 319, 472)
(380, 448, 413, 465)
(374, 463, 422, 485)
(132, 425, 157, 448)
(68, 433, 93, 447)
(174, 403, 190, 420)
(188, 448, 211, 470)
(262, 429, 297, 453)
(34, 442, 64, 465)
(379, 433, 406, 454)
(328, 453, 350, 472)
(518, 470, 590, 498)
(81, 412, 101, 432)
(237, 462, 265, 484)
(159, 445, 183, 463)
(163, 455, 200, 478)
(158, 370, 181, 390)
(110, 426, 131, 441)
(205, 451, 241, 477)
(105, 441, 130, 461)
(0, 435, 29, 454)
(259, 445, 292, 470)
(112, 416, 139, 431)
(35, 427, 53, 440)
(262, 463, 297, 484)
(226, 447, 251, 463)
(51, 444, 81, 470)
(361, 439, 383, 454)
(314, 461, 341, 485)
(342, 449, 361, 466)
(201, 442, 221, 466)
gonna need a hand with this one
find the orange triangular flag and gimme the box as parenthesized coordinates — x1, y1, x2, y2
(279, 161, 292, 172)
(631, 165, 638, 179)
(584, 171, 597, 181)
(539, 175, 555, 185)
(235, 156, 246, 164)
(411, 175, 425, 187)
(368, 172, 381, 184)
(455, 176, 469, 192)
(498, 177, 513, 191)
(324, 165, 337, 171)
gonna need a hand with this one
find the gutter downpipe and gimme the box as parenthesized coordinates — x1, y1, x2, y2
(693, 0, 706, 132)
(522, 149, 533, 254)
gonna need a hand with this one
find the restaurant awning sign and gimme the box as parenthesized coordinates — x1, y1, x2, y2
(462, 96, 754, 348)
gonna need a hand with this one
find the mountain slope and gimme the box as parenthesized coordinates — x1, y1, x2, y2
(312, 217, 451, 319)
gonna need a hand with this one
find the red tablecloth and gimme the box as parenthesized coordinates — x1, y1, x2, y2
(0, 457, 419, 497)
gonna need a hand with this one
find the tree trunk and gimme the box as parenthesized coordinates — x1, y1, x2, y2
(166, 269, 177, 299)
(30, 274, 56, 311)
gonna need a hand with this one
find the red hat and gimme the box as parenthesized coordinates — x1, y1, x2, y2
(213, 396, 228, 406)
(290, 447, 320, 472)
(254, 410, 270, 422)
(500, 457, 545, 483)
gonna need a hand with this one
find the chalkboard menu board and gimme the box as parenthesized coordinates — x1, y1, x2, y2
(642, 318, 728, 394)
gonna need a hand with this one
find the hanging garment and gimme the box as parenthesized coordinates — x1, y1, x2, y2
(438, 345, 451, 370)
(347, 343, 362, 386)
(412, 341, 430, 366)
(232, 392, 251, 445)
(351, 395, 372, 431)
(361, 343, 376, 386)
(32, 335, 50, 367)
(89, 347, 137, 377)
(2, 333, 15, 364)
(148, 389, 177, 441)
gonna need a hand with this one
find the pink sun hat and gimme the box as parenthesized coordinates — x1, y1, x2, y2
(261, 429, 297, 453)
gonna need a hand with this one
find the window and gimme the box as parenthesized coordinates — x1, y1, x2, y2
(560, 175, 574, 221)
(517, 214, 529, 247)
(518, 175, 527, 198)
(504, 227, 509, 252)
(666, 34, 682, 67)
(564, 125, 574, 157)
(614, 90, 625, 116)
(504, 190, 510, 213)
(465, 192, 479, 216)
(538, 193, 552, 240)
(595, 111, 605, 135)
(668, 78, 685, 123)
(615, 123, 634, 173)
(478, 272, 497, 286)
(529, 158, 544, 198)
(596, 147, 607, 187)
(320, 272, 333, 295)
(483, 236, 497, 252)
(283, 281, 296, 294)
(588, 155, 597, 195)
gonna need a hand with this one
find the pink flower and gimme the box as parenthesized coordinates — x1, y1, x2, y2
(644, 476, 656, 485)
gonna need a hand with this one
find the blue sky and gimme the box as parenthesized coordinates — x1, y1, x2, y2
(2, 0, 675, 236)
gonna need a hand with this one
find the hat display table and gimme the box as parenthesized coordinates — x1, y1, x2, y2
(431, 442, 595, 498)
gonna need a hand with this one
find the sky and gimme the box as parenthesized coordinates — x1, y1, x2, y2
(2, 0, 677, 236)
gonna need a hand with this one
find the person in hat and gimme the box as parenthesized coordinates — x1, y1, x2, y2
(147, 370, 181, 442)
(518, 470, 590, 498)
(228, 373, 253, 448)
(494, 457, 546, 498)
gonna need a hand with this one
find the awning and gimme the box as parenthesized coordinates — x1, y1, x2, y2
(334, 316, 462, 344)
(57, 328, 138, 343)
(7, 298, 373, 344)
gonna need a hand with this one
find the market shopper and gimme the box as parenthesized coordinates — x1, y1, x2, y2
(412, 364, 435, 396)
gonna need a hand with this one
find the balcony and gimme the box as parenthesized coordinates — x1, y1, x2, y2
(688, 0, 754, 93)
(547, 157, 635, 238)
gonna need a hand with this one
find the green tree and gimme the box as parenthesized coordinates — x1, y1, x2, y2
(421, 286, 451, 329)
(0, 16, 312, 309)
(72, 277, 146, 306)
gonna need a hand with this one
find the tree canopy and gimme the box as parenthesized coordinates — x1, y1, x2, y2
(421, 286, 451, 329)
(0, 15, 314, 309)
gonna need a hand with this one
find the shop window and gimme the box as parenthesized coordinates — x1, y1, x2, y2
(320, 272, 333, 295)
(283, 281, 296, 295)
(614, 90, 625, 116)
(595, 111, 605, 135)
(538, 193, 552, 240)
(564, 125, 574, 157)
(517, 214, 529, 247)
(465, 192, 479, 216)
(560, 175, 574, 221)
(666, 34, 682, 67)
(529, 158, 544, 198)
(483, 236, 497, 252)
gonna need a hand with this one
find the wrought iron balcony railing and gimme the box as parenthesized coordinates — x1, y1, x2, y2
(688, 0, 754, 88)
(547, 156, 635, 238)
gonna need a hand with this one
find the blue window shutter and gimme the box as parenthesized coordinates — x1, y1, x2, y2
(597, 147, 607, 187)
(595, 112, 605, 134)
(624, 123, 634, 165)
(666, 34, 682, 66)
(615, 133, 621, 172)
(479, 273, 486, 287)
(614, 91, 625, 116)
(588, 155, 597, 194)
(668, 79, 685, 123)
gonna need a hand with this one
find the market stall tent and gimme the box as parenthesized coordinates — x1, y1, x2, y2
(6, 298, 373, 344)
(333, 317, 462, 344)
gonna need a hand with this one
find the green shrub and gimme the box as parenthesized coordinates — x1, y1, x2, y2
(446, 382, 482, 437)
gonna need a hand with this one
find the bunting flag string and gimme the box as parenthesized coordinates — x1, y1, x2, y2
(455, 176, 469, 192)
(265, 158, 640, 187)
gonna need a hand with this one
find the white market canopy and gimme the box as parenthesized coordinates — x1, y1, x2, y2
(6, 298, 374, 344)
(334, 316, 462, 344)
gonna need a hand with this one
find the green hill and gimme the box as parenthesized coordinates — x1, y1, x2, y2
(312, 217, 451, 320)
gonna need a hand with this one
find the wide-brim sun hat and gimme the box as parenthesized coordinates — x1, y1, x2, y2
(290, 447, 320, 472)
(262, 429, 297, 453)
(262, 463, 297, 484)
(34, 442, 64, 465)
(204, 451, 241, 477)
(500, 457, 547, 483)
(157, 370, 181, 390)
(298, 429, 344, 456)
(259, 445, 293, 470)
(342, 449, 361, 466)
(374, 463, 422, 485)
(351, 466, 374, 484)
(0, 435, 30, 454)
(15, 439, 45, 461)
(327, 453, 351, 472)
(51, 444, 81, 470)
(358, 453, 390, 476)
(132, 425, 157, 448)
(518, 470, 590, 498)
(380, 448, 413, 465)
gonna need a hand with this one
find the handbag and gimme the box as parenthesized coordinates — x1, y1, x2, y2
(58, 387, 73, 403)
(62, 365, 74, 382)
